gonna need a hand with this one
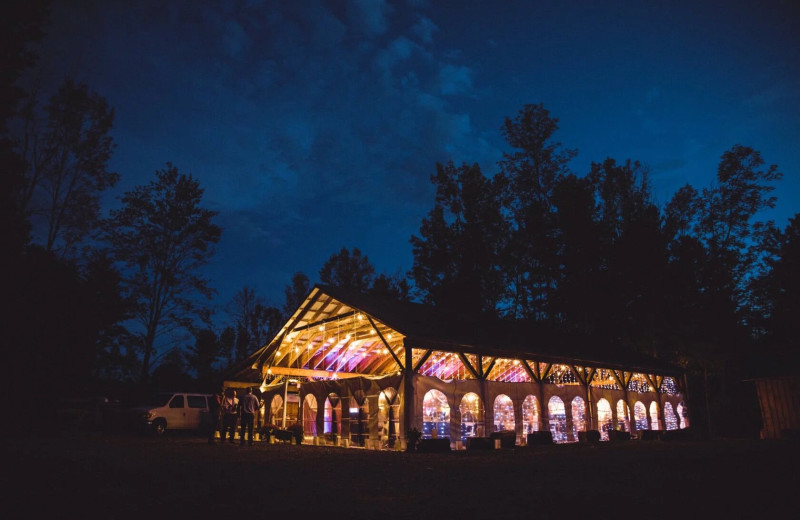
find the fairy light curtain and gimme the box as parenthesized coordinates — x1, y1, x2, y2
(634, 401, 648, 431)
(548, 396, 568, 443)
(597, 398, 613, 440)
(571, 397, 586, 441)
(522, 395, 540, 435)
(493, 394, 515, 432)
(664, 402, 678, 430)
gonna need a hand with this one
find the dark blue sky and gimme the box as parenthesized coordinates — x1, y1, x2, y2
(31, 0, 800, 312)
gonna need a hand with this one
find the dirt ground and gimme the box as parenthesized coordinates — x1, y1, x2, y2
(6, 432, 799, 519)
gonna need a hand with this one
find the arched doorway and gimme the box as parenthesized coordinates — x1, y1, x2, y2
(323, 393, 342, 443)
(422, 389, 450, 439)
(597, 398, 613, 440)
(270, 395, 284, 427)
(548, 396, 567, 443)
(459, 392, 483, 442)
(379, 388, 399, 448)
(522, 395, 540, 435)
(634, 401, 648, 432)
(350, 391, 368, 446)
(493, 394, 515, 432)
(571, 397, 586, 442)
(616, 399, 630, 432)
(649, 401, 660, 430)
(302, 394, 317, 438)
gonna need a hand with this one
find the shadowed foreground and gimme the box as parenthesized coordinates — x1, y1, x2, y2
(8, 434, 798, 518)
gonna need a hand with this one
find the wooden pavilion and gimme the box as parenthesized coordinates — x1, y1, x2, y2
(226, 285, 690, 448)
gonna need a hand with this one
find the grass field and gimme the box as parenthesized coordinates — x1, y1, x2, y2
(8, 432, 799, 519)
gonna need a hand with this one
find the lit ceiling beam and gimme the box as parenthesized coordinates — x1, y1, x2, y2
(261, 366, 364, 379)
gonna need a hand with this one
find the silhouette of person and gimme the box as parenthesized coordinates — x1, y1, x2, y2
(220, 389, 239, 443)
(239, 387, 260, 446)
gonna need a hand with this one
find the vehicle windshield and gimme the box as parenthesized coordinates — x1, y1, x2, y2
(145, 393, 173, 407)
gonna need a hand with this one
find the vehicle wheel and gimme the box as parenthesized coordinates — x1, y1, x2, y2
(153, 418, 167, 436)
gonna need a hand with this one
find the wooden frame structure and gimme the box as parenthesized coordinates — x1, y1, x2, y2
(227, 285, 690, 447)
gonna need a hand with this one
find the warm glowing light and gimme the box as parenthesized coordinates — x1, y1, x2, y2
(513, 359, 520, 365)
(357, 314, 363, 320)
(319, 325, 325, 331)
(276, 351, 281, 357)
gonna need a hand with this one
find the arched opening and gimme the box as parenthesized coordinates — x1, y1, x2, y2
(634, 401, 648, 432)
(378, 388, 399, 448)
(323, 393, 342, 444)
(493, 394, 515, 432)
(616, 399, 630, 432)
(302, 394, 317, 438)
(571, 396, 586, 442)
(597, 398, 613, 441)
(664, 402, 678, 430)
(422, 389, 450, 439)
(459, 392, 483, 442)
(677, 402, 689, 429)
(548, 396, 567, 443)
(650, 401, 660, 430)
(349, 391, 368, 446)
(270, 395, 284, 427)
(522, 395, 540, 435)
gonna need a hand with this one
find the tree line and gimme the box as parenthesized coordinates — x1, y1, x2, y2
(3, 3, 797, 436)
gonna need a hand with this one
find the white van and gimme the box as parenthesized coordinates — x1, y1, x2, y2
(134, 392, 215, 436)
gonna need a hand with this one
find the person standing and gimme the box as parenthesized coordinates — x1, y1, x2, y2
(207, 391, 223, 445)
(239, 387, 260, 446)
(221, 389, 239, 444)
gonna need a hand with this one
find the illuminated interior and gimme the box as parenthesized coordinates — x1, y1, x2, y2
(459, 393, 483, 441)
(522, 395, 540, 435)
(649, 401, 660, 430)
(493, 394, 515, 432)
(664, 402, 678, 430)
(616, 399, 631, 432)
(634, 401, 648, 431)
(571, 397, 586, 441)
(236, 287, 689, 448)
(548, 396, 567, 443)
(422, 389, 450, 439)
(597, 398, 613, 440)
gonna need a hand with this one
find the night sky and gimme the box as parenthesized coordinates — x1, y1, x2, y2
(29, 0, 800, 312)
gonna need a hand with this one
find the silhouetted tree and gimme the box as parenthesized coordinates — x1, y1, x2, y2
(283, 271, 310, 319)
(499, 103, 577, 319)
(750, 214, 800, 368)
(370, 272, 412, 302)
(104, 163, 221, 383)
(411, 161, 508, 315)
(320, 247, 375, 292)
(18, 79, 117, 258)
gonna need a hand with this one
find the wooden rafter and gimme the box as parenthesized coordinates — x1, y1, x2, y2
(645, 374, 658, 392)
(458, 353, 481, 379)
(610, 369, 626, 389)
(367, 316, 404, 370)
(413, 349, 433, 372)
(569, 365, 586, 386)
(521, 359, 537, 382)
